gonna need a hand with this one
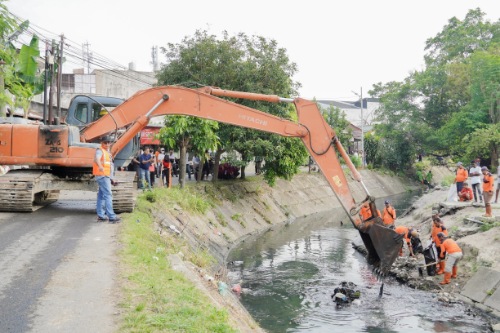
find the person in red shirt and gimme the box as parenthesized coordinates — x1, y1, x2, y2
(437, 233, 463, 285)
(482, 166, 495, 217)
(458, 182, 473, 201)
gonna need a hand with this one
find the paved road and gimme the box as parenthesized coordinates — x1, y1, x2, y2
(0, 192, 118, 333)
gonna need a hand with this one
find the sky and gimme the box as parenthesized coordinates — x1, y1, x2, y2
(5, 0, 500, 101)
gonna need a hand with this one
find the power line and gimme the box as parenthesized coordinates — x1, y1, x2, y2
(8, 10, 155, 88)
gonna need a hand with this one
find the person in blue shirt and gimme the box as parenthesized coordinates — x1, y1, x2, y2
(138, 147, 154, 190)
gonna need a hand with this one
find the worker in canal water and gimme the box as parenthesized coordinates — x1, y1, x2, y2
(359, 202, 381, 221)
(382, 200, 396, 227)
(437, 232, 463, 285)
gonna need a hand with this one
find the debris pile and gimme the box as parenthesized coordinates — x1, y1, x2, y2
(331, 281, 361, 307)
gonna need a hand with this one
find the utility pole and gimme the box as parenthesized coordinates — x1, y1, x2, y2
(83, 42, 92, 74)
(55, 34, 64, 124)
(43, 40, 49, 124)
(352, 87, 365, 167)
(151, 45, 160, 72)
(48, 40, 56, 125)
(360, 87, 365, 167)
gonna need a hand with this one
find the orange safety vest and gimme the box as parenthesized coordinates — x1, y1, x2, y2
(455, 168, 468, 182)
(92, 147, 112, 176)
(431, 224, 448, 246)
(382, 206, 396, 225)
(360, 205, 372, 221)
(483, 173, 494, 192)
(360, 206, 381, 221)
(459, 187, 473, 201)
(440, 238, 462, 257)
(394, 226, 410, 244)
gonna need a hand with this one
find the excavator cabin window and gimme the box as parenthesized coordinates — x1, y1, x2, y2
(92, 104, 117, 121)
(74, 103, 89, 124)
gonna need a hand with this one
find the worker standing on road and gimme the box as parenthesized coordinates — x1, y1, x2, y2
(437, 232, 463, 285)
(382, 200, 396, 227)
(93, 136, 121, 223)
(481, 166, 495, 217)
(431, 217, 448, 274)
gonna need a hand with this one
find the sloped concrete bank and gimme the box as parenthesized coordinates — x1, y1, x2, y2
(160, 170, 416, 332)
(164, 170, 414, 265)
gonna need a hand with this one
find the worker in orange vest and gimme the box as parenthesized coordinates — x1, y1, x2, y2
(359, 202, 381, 222)
(394, 226, 418, 256)
(454, 162, 468, 196)
(382, 200, 396, 227)
(93, 135, 121, 223)
(481, 166, 495, 217)
(437, 232, 463, 285)
(431, 217, 448, 274)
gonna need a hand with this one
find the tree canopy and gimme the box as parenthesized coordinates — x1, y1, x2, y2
(156, 30, 308, 185)
(370, 8, 500, 171)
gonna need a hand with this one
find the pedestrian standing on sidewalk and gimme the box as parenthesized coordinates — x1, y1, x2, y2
(93, 136, 121, 223)
(469, 160, 483, 203)
(139, 147, 154, 190)
(481, 166, 494, 217)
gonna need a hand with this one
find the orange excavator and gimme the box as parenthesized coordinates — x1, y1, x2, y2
(0, 86, 401, 274)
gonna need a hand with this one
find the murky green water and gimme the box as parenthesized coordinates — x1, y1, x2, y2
(227, 192, 491, 333)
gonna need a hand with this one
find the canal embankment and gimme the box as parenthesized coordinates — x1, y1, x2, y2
(154, 168, 420, 332)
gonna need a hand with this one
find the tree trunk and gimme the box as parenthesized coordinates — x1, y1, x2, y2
(196, 155, 203, 182)
(212, 149, 224, 182)
(179, 145, 187, 188)
(240, 165, 246, 179)
(240, 152, 247, 179)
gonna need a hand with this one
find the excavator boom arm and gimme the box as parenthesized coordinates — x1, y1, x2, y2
(80, 86, 401, 274)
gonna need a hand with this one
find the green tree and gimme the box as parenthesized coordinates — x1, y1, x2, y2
(464, 123, 500, 170)
(0, 3, 41, 117)
(320, 103, 351, 148)
(371, 8, 500, 170)
(157, 30, 304, 185)
(157, 116, 218, 188)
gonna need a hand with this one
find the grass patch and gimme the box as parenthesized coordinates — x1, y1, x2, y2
(215, 211, 228, 227)
(441, 175, 455, 187)
(481, 221, 500, 232)
(118, 194, 236, 333)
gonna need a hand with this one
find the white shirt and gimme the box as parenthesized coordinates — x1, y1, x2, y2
(469, 166, 482, 184)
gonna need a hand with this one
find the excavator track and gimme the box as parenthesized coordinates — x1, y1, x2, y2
(0, 170, 136, 213)
(0, 170, 59, 212)
(111, 171, 137, 213)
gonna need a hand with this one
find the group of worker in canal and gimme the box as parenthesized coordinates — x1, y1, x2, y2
(359, 200, 462, 285)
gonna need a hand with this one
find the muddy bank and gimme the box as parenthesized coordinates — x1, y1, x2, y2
(159, 169, 417, 332)
(387, 168, 500, 325)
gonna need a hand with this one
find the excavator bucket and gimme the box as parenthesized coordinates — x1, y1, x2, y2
(358, 220, 403, 275)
